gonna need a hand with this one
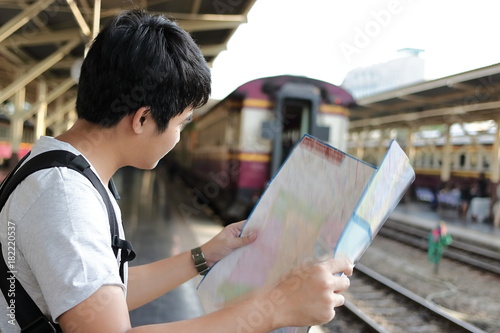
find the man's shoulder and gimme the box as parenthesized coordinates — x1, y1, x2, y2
(29, 136, 81, 156)
(21, 137, 94, 186)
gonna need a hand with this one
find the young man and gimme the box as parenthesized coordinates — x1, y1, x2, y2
(0, 10, 352, 333)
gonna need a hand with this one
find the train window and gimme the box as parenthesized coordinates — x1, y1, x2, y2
(483, 156, 490, 169)
(459, 153, 466, 168)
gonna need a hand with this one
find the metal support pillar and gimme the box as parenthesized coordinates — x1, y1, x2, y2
(66, 0, 91, 37)
(23, 78, 75, 121)
(83, 0, 101, 55)
(355, 130, 365, 160)
(51, 98, 64, 137)
(0, 0, 55, 44)
(10, 87, 25, 165)
(440, 124, 451, 182)
(0, 38, 81, 104)
(377, 129, 387, 165)
(65, 108, 77, 131)
(46, 97, 77, 128)
(35, 80, 48, 139)
(93, 0, 102, 39)
(491, 119, 500, 183)
(476, 150, 482, 172)
(404, 126, 416, 164)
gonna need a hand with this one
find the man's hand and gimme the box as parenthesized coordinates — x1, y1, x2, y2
(268, 257, 353, 328)
(201, 220, 256, 267)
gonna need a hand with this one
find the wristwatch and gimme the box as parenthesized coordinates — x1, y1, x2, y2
(191, 247, 209, 275)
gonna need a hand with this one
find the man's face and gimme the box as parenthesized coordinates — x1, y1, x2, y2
(135, 107, 193, 170)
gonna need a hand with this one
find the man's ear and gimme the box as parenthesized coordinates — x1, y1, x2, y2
(132, 107, 150, 134)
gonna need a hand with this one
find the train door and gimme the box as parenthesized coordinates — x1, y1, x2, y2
(266, 82, 330, 176)
(280, 98, 311, 165)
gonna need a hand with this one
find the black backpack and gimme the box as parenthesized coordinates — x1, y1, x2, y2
(0, 150, 136, 333)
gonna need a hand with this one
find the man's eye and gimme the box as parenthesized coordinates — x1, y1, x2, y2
(180, 116, 192, 131)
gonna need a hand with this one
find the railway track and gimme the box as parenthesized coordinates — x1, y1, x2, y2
(330, 263, 486, 333)
(378, 220, 500, 275)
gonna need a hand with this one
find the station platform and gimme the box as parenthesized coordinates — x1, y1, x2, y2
(114, 166, 220, 326)
(392, 201, 500, 252)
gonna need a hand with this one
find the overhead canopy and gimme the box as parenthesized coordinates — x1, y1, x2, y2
(0, 0, 256, 107)
(349, 63, 500, 130)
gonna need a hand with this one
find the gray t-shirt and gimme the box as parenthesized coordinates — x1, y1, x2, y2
(0, 136, 126, 332)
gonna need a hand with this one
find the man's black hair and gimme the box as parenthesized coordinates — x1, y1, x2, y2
(76, 10, 211, 132)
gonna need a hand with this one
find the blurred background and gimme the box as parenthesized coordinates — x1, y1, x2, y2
(1, 1, 499, 332)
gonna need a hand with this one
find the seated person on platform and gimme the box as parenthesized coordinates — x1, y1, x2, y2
(459, 181, 472, 216)
(471, 172, 489, 199)
(437, 182, 461, 208)
(0, 10, 352, 333)
(468, 172, 491, 222)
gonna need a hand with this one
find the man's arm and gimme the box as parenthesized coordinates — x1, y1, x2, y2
(126, 251, 197, 310)
(59, 258, 353, 333)
(127, 220, 255, 310)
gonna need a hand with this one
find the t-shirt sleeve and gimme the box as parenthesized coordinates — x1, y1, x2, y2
(15, 170, 125, 321)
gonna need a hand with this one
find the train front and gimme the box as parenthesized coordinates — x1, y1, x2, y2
(175, 75, 355, 224)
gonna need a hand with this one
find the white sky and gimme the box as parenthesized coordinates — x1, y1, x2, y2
(209, 0, 500, 100)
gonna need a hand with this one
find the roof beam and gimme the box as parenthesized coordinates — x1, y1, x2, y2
(180, 20, 243, 32)
(0, 37, 81, 104)
(448, 82, 476, 91)
(357, 63, 500, 106)
(23, 78, 76, 120)
(191, 0, 202, 14)
(169, 13, 246, 22)
(397, 95, 433, 102)
(65, 0, 91, 37)
(4, 29, 81, 47)
(100, 7, 246, 23)
(0, 0, 55, 44)
(18, 0, 52, 35)
(199, 44, 227, 56)
(349, 100, 500, 130)
(0, 46, 26, 65)
(50, 57, 78, 69)
(92, 0, 101, 40)
(78, 0, 93, 21)
(46, 97, 76, 127)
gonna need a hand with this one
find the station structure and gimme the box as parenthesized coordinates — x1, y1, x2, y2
(1, 0, 500, 190)
(1, 2, 499, 328)
(347, 63, 500, 186)
(0, 0, 255, 160)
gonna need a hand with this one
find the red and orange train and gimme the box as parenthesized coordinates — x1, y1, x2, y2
(175, 75, 354, 222)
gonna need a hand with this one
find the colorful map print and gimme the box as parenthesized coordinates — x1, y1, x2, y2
(198, 135, 415, 333)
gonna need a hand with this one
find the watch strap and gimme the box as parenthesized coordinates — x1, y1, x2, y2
(191, 247, 209, 275)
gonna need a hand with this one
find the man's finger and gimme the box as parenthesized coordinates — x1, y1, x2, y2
(324, 257, 354, 276)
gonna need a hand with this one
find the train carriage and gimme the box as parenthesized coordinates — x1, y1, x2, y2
(175, 75, 354, 223)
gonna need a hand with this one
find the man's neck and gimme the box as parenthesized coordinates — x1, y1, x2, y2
(56, 119, 121, 183)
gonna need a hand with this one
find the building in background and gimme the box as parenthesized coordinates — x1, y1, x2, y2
(341, 48, 426, 99)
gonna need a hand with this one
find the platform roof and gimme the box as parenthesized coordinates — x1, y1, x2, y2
(349, 63, 500, 130)
(0, 0, 256, 106)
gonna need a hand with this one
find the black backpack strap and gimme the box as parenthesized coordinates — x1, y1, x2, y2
(0, 152, 62, 332)
(0, 252, 60, 332)
(0, 150, 135, 332)
(67, 154, 136, 276)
